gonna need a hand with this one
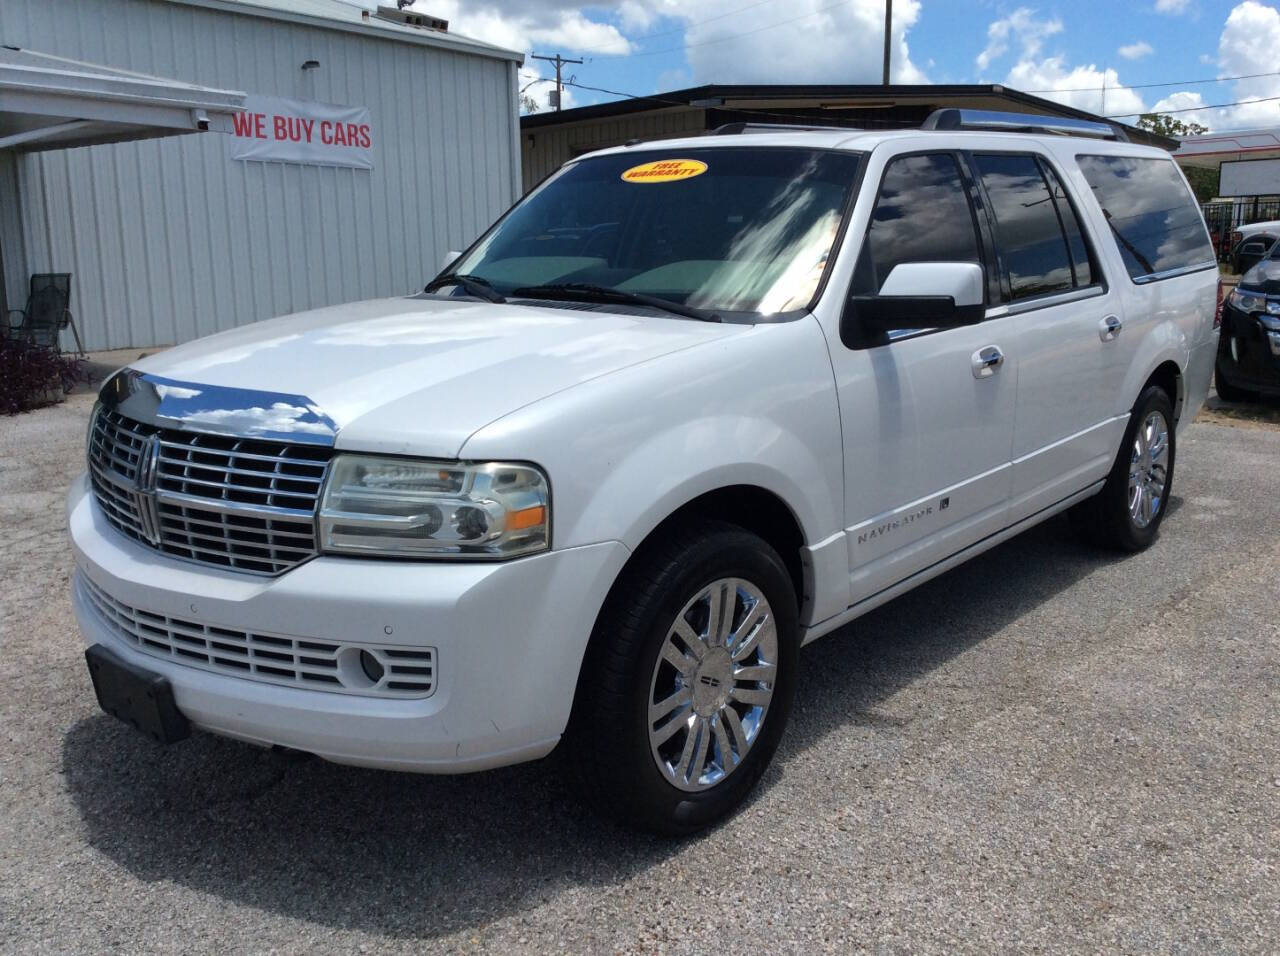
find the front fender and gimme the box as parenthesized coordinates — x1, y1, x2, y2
(571, 415, 837, 553)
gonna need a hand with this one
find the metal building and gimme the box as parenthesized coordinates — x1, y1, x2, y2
(520, 83, 1174, 192)
(0, 0, 523, 351)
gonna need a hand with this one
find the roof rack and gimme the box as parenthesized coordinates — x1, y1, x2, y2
(711, 121, 859, 136)
(922, 108, 1128, 142)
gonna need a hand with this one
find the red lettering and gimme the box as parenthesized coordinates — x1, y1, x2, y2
(320, 120, 333, 145)
(231, 111, 255, 137)
(346, 123, 360, 145)
(358, 124, 371, 149)
(272, 114, 288, 140)
(301, 118, 315, 143)
(332, 122, 347, 146)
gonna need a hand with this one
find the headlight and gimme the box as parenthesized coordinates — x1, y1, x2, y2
(318, 455, 549, 559)
(1229, 289, 1266, 313)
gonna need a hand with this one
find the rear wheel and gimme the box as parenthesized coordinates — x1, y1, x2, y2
(1070, 385, 1175, 552)
(567, 521, 799, 835)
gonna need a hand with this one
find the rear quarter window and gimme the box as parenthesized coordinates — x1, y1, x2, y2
(1076, 154, 1215, 282)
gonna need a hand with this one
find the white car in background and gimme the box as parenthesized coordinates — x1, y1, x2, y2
(70, 110, 1219, 834)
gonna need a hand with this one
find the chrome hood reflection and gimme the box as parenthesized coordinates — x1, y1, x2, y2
(122, 295, 744, 458)
(100, 370, 338, 445)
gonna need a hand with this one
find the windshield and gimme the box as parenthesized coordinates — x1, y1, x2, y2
(444, 147, 862, 317)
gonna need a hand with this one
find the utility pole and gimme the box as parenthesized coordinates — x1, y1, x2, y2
(882, 0, 892, 85)
(531, 53, 582, 111)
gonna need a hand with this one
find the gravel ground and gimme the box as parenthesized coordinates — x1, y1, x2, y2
(1, 390, 1278, 954)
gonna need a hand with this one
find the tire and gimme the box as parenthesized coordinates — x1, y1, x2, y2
(566, 520, 799, 835)
(1214, 366, 1257, 404)
(1070, 385, 1176, 552)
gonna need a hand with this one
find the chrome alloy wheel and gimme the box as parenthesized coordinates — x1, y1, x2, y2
(1128, 410, 1170, 529)
(647, 577, 778, 792)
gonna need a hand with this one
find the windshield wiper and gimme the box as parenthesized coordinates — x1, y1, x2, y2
(511, 282, 721, 322)
(423, 273, 506, 303)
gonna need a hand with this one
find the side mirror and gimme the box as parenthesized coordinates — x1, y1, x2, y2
(440, 249, 463, 272)
(841, 262, 986, 349)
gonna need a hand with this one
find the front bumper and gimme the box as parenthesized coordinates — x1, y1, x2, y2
(1218, 303, 1280, 395)
(68, 473, 630, 773)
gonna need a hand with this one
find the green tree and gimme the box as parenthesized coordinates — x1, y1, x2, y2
(1135, 113, 1210, 138)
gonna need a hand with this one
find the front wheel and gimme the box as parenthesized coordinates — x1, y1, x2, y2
(566, 521, 799, 835)
(1070, 385, 1175, 552)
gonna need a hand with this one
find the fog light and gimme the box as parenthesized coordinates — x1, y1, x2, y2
(359, 650, 384, 683)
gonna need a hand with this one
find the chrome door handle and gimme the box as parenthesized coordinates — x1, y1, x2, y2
(1099, 315, 1123, 342)
(971, 345, 1004, 379)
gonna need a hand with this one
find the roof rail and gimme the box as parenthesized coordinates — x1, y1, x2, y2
(711, 121, 859, 135)
(922, 108, 1128, 142)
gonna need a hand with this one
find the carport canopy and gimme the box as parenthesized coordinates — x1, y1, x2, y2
(0, 45, 244, 152)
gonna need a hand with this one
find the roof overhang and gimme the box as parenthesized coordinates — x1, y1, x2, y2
(0, 46, 246, 152)
(520, 83, 1174, 150)
(1174, 127, 1280, 169)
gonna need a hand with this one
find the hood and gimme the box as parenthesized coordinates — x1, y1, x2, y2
(132, 296, 745, 457)
(1239, 258, 1280, 293)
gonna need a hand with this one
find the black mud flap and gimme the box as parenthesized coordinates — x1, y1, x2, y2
(85, 644, 191, 745)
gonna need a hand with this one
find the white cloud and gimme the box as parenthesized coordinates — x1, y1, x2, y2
(974, 7, 1142, 117)
(976, 7, 1063, 72)
(408, 1, 631, 55)
(411, 0, 926, 87)
(678, 0, 928, 84)
(1006, 58, 1145, 116)
(1155, 0, 1192, 13)
(1151, 89, 1207, 114)
(1117, 40, 1154, 60)
(1104, 1, 1280, 133)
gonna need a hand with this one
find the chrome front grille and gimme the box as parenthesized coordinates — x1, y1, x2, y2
(79, 573, 437, 698)
(88, 408, 331, 575)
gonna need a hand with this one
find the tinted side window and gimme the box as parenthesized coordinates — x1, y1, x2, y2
(853, 153, 982, 294)
(1040, 161, 1094, 288)
(974, 153, 1073, 300)
(1077, 155, 1215, 281)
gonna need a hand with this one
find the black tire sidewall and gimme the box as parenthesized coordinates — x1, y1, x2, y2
(1102, 386, 1177, 551)
(577, 523, 799, 835)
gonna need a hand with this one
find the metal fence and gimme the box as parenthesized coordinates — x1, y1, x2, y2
(1201, 198, 1280, 260)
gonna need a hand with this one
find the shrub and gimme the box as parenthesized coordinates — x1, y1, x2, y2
(0, 338, 89, 414)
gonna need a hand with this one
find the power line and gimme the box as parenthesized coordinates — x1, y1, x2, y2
(530, 53, 582, 111)
(1027, 68, 1280, 94)
(1106, 94, 1280, 118)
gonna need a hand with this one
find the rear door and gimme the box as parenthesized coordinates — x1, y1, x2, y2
(969, 151, 1130, 523)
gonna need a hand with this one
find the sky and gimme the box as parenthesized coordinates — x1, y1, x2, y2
(390, 0, 1280, 131)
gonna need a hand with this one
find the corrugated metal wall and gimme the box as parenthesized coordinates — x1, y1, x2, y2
(521, 109, 707, 192)
(0, 0, 520, 350)
(0, 152, 26, 313)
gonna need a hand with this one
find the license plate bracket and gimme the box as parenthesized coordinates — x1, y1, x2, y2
(85, 644, 191, 745)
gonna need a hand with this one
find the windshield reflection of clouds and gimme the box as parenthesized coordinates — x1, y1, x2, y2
(448, 149, 858, 315)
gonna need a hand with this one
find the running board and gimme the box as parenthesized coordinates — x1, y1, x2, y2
(800, 480, 1104, 646)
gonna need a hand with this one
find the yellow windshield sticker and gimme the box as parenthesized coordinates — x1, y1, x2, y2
(621, 159, 708, 183)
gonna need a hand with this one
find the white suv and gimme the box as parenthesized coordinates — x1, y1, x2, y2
(70, 110, 1219, 834)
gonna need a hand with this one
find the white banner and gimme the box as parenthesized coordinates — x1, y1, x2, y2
(230, 95, 373, 169)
